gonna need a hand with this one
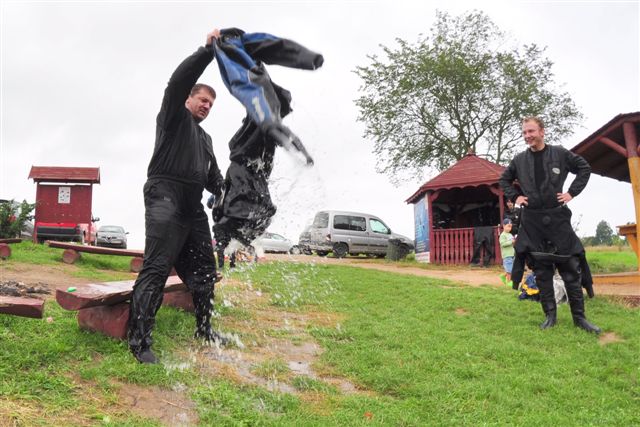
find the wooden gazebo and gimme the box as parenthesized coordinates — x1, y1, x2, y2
(406, 153, 507, 264)
(571, 111, 640, 285)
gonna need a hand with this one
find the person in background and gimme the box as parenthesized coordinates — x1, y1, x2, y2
(504, 199, 521, 236)
(499, 218, 515, 286)
(128, 29, 226, 364)
(499, 116, 600, 334)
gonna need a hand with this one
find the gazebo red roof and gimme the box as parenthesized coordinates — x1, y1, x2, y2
(406, 153, 505, 203)
(570, 112, 640, 183)
(28, 166, 100, 184)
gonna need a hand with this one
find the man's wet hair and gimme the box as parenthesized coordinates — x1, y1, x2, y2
(190, 83, 216, 99)
(522, 116, 544, 129)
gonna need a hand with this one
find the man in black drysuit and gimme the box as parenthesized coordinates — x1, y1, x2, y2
(499, 116, 600, 334)
(208, 29, 323, 266)
(128, 29, 226, 364)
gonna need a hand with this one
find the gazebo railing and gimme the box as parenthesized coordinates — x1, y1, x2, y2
(432, 226, 502, 265)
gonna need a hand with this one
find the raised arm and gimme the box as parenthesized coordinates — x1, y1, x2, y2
(156, 30, 219, 129)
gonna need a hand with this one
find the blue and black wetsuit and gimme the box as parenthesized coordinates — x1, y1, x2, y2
(210, 28, 323, 263)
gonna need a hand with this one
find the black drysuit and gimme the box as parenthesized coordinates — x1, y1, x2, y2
(210, 29, 323, 260)
(499, 144, 593, 322)
(128, 45, 224, 354)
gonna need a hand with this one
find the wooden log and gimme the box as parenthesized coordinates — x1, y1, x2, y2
(130, 257, 143, 273)
(162, 290, 195, 312)
(0, 296, 45, 318)
(47, 240, 143, 257)
(62, 249, 80, 264)
(56, 276, 186, 311)
(0, 238, 22, 244)
(0, 243, 11, 260)
(77, 302, 130, 339)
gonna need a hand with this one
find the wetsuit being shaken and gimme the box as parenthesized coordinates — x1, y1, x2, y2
(208, 28, 323, 266)
(128, 29, 225, 364)
(499, 116, 600, 334)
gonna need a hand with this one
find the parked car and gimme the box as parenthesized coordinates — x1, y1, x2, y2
(307, 210, 414, 258)
(96, 225, 128, 249)
(0, 199, 34, 239)
(35, 216, 99, 245)
(253, 232, 300, 254)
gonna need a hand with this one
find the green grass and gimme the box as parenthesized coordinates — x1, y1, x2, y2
(2, 245, 639, 425)
(585, 246, 638, 273)
(4, 241, 135, 280)
(237, 263, 640, 425)
(0, 303, 201, 425)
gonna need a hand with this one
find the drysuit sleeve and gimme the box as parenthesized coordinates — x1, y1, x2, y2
(205, 153, 224, 199)
(565, 149, 591, 198)
(241, 33, 324, 70)
(156, 45, 215, 130)
(499, 160, 522, 203)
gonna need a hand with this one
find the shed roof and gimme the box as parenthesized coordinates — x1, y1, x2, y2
(570, 112, 640, 183)
(28, 166, 101, 184)
(406, 153, 505, 203)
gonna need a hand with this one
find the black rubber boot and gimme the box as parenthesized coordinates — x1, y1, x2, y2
(573, 316, 602, 334)
(570, 299, 601, 334)
(539, 299, 557, 330)
(128, 288, 163, 364)
(565, 274, 601, 335)
(132, 348, 158, 364)
(193, 289, 228, 346)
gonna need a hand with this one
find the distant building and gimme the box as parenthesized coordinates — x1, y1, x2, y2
(405, 153, 507, 264)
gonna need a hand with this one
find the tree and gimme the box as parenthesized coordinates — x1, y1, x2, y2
(0, 200, 35, 239)
(594, 220, 614, 246)
(354, 10, 583, 182)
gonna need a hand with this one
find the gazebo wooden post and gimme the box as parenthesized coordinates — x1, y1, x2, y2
(623, 121, 640, 270)
(428, 190, 439, 263)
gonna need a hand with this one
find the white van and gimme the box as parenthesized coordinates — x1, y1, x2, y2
(307, 210, 414, 258)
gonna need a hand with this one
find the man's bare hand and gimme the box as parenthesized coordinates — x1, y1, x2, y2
(557, 192, 573, 204)
(206, 29, 221, 46)
(515, 195, 528, 206)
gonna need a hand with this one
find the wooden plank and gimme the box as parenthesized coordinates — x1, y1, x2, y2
(77, 303, 130, 339)
(0, 238, 22, 244)
(47, 240, 143, 257)
(56, 276, 186, 311)
(0, 243, 11, 260)
(0, 296, 45, 319)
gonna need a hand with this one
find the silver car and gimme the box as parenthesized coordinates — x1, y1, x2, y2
(253, 232, 301, 254)
(307, 210, 414, 258)
(96, 225, 128, 249)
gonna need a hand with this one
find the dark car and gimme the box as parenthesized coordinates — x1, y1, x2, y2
(96, 225, 128, 249)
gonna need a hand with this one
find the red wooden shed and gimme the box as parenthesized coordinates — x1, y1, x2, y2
(28, 166, 100, 244)
(406, 153, 507, 264)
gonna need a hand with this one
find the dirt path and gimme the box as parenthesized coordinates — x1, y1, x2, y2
(264, 254, 640, 298)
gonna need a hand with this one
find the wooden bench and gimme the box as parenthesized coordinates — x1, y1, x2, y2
(0, 295, 45, 318)
(56, 276, 196, 339)
(0, 238, 22, 260)
(46, 241, 145, 272)
(617, 223, 638, 254)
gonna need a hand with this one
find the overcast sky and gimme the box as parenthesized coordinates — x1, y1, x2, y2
(1, 1, 638, 250)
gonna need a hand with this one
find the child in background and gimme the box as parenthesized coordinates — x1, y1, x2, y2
(499, 218, 515, 286)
